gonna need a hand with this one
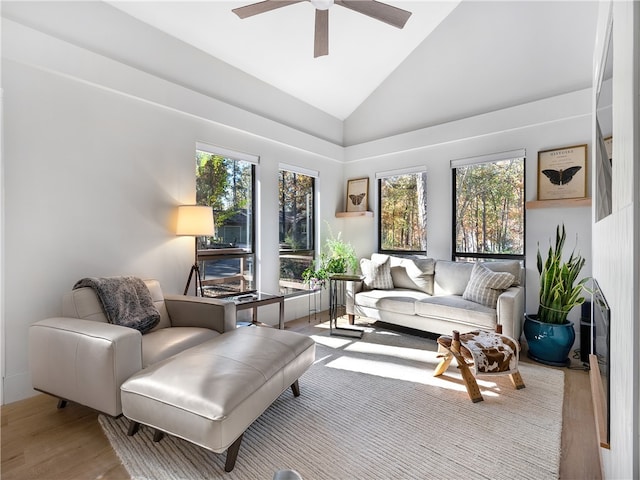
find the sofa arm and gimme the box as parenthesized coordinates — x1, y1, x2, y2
(496, 286, 525, 341)
(345, 280, 364, 315)
(29, 317, 142, 416)
(164, 294, 236, 333)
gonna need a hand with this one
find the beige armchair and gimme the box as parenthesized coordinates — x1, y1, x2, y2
(29, 280, 236, 416)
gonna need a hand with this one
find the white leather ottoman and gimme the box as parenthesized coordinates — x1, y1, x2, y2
(120, 326, 316, 472)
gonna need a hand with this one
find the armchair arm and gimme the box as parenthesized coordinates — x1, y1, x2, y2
(29, 317, 142, 416)
(164, 294, 236, 333)
(496, 286, 525, 341)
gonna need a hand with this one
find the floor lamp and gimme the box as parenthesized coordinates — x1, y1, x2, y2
(176, 205, 214, 297)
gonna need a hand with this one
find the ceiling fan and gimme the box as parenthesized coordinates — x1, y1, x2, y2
(232, 0, 412, 58)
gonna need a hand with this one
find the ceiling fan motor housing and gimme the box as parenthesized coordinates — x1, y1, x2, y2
(310, 0, 334, 10)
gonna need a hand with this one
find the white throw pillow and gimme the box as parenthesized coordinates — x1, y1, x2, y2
(360, 257, 394, 290)
(390, 257, 434, 294)
(462, 263, 514, 308)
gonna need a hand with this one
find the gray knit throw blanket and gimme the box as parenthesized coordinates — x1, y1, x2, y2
(73, 276, 160, 334)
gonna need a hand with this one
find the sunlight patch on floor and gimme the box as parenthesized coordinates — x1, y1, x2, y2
(325, 354, 503, 397)
(324, 355, 463, 393)
(311, 328, 503, 397)
(344, 341, 439, 364)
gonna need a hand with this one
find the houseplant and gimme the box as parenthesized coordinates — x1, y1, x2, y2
(302, 229, 358, 289)
(524, 224, 588, 366)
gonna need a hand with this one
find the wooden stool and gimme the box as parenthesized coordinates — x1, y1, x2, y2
(433, 328, 525, 403)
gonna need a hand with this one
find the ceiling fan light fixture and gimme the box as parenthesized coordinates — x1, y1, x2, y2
(310, 0, 333, 11)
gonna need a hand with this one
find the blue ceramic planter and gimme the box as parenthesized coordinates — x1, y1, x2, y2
(523, 314, 575, 367)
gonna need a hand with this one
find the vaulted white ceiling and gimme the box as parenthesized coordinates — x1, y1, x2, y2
(2, 1, 600, 147)
(107, 1, 460, 121)
(106, 0, 600, 144)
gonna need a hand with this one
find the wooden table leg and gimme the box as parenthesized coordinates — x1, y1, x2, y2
(509, 371, 526, 390)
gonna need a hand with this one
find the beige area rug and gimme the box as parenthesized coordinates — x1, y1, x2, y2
(99, 322, 565, 480)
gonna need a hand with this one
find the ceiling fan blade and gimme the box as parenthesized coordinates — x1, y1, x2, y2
(232, 0, 303, 19)
(314, 9, 329, 58)
(335, 0, 412, 29)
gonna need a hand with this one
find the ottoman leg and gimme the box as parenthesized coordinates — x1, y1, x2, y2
(290, 379, 300, 397)
(127, 421, 140, 436)
(509, 371, 526, 390)
(225, 433, 244, 472)
(153, 429, 164, 442)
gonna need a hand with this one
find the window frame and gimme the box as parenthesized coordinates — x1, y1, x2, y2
(195, 143, 258, 296)
(451, 150, 526, 263)
(278, 164, 318, 297)
(376, 167, 428, 255)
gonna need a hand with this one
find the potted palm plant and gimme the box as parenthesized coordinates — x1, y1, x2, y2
(524, 224, 588, 366)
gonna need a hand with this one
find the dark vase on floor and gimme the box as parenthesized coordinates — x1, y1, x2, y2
(523, 314, 576, 367)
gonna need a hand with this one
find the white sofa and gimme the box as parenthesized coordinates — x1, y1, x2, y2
(346, 254, 525, 340)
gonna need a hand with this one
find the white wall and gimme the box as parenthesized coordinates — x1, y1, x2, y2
(1, 19, 345, 403)
(0, 0, 5, 405)
(592, 1, 640, 478)
(342, 90, 593, 324)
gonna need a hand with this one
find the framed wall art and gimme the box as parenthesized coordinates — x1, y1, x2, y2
(346, 177, 369, 212)
(537, 144, 588, 200)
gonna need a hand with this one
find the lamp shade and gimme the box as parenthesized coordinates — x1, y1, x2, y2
(176, 205, 214, 236)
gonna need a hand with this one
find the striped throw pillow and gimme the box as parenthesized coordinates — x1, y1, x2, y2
(360, 257, 394, 290)
(462, 263, 514, 308)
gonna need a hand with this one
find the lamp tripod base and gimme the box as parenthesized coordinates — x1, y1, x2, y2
(183, 263, 204, 297)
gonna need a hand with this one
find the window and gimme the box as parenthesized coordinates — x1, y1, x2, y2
(278, 166, 316, 296)
(452, 150, 525, 262)
(195, 145, 256, 295)
(377, 168, 427, 253)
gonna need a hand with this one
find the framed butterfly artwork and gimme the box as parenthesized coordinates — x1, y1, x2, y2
(346, 177, 369, 212)
(537, 144, 588, 200)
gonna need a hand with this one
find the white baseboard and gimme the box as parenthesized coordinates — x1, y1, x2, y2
(3, 371, 38, 405)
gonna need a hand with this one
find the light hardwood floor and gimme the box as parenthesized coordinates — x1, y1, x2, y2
(1, 314, 603, 480)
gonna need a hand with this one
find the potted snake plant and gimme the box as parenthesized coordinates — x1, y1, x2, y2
(524, 224, 588, 366)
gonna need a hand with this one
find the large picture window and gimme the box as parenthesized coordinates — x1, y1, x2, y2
(377, 168, 427, 253)
(195, 144, 256, 295)
(278, 166, 316, 296)
(452, 150, 525, 261)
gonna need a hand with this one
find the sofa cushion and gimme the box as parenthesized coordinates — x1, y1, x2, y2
(463, 263, 515, 308)
(355, 289, 430, 315)
(389, 257, 434, 294)
(141, 327, 220, 368)
(146, 280, 172, 330)
(63, 287, 109, 323)
(360, 257, 394, 290)
(415, 295, 496, 330)
(433, 261, 474, 295)
(482, 261, 522, 287)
